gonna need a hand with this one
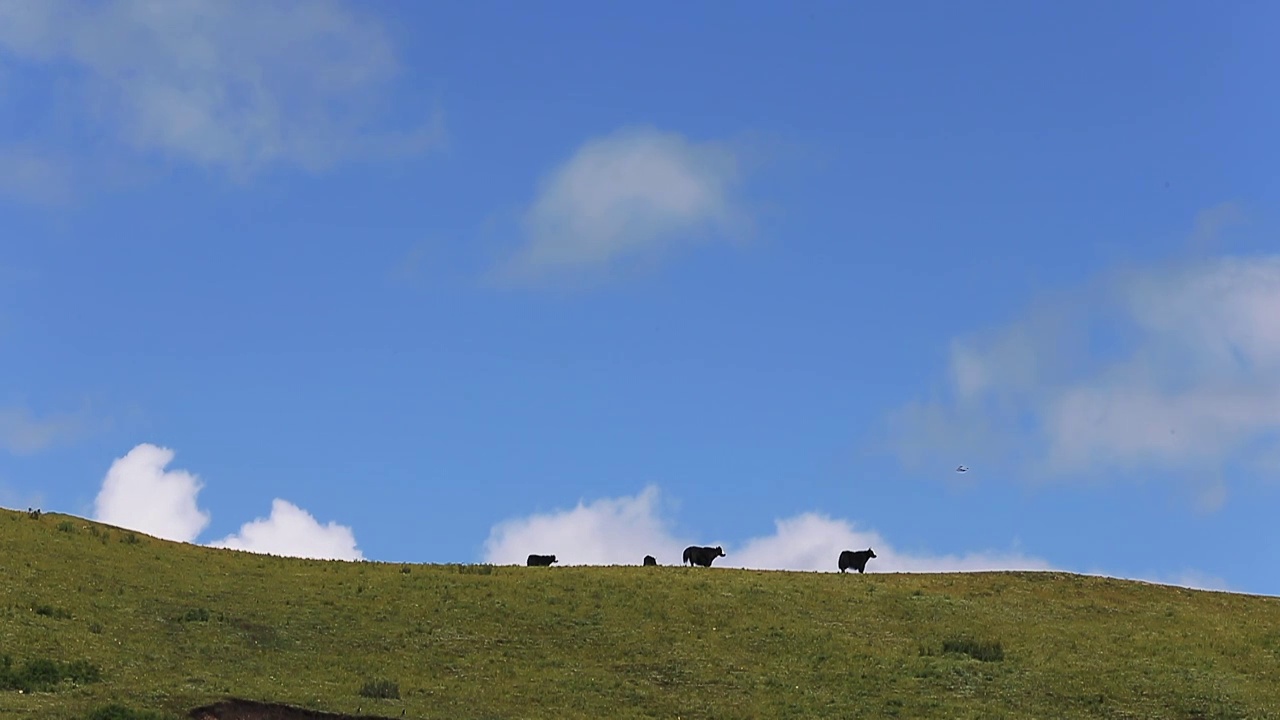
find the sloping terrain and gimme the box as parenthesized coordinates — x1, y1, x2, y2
(2, 508, 1279, 719)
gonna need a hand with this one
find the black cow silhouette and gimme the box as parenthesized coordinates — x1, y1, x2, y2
(838, 549, 876, 574)
(683, 545, 725, 567)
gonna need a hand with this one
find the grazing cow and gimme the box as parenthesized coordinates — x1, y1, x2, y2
(838, 548, 876, 574)
(526, 554, 557, 567)
(683, 545, 726, 567)
(643, 555, 658, 566)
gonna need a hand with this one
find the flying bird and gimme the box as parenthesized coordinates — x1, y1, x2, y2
(955, 465, 969, 473)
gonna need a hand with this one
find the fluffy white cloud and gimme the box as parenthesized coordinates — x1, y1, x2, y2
(209, 498, 363, 561)
(0, 0, 441, 180)
(496, 126, 748, 283)
(484, 485, 685, 566)
(483, 485, 1051, 573)
(91, 442, 362, 559)
(889, 205, 1280, 493)
(93, 443, 211, 542)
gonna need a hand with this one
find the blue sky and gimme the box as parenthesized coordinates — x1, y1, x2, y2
(2, 1, 1278, 594)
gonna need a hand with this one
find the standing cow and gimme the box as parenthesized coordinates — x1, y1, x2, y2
(527, 554, 557, 567)
(838, 548, 876, 574)
(643, 555, 658, 566)
(683, 545, 726, 568)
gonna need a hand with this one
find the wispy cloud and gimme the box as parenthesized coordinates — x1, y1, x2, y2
(1084, 568, 1238, 595)
(725, 513, 1054, 574)
(0, 405, 90, 455)
(0, 0, 442, 187)
(482, 485, 1051, 573)
(91, 442, 363, 560)
(0, 146, 72, 206)
(493, 126, 750, 285)
(0, 480, 45, 513)
(887, 204, 1280, 501)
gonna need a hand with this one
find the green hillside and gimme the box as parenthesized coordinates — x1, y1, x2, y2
(2, 508, 1279, 719)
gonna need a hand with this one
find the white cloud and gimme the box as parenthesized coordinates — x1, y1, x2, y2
(496, 126, 748, 283)
(90, 442, 362, 559)
(889, 205, 1280, 493)
(209, 498, 363, 561)
(484, 485, 685, 566)
(93, 443, 211, 542)
(483, 485, 1051, 573)
(0, 0, 441, 180)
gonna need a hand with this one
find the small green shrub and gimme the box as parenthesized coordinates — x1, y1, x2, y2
(63, 659, 102, 684)
(180, 607, 211, 623)
(57, 520, 77, 533)
(34, 604, 73, 620)
(358, 678, 401, 699)
(0, 654, 102, 692)
(89, 622, 104, 634)
(942, 636, 1005, 662)
(121, 532, 140, 545)
(400, 565, 412, 574)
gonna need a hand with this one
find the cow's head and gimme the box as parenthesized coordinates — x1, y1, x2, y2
(548, 555, 558, 564)
(866, 549, 876, 558)
(715, 546, 726, 558)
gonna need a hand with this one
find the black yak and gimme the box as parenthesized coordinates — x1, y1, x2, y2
(526, 554, 557, 567)
(643, 555, 657, 566)
(683, 545, 725, 567)
(838, 548, 876, 574)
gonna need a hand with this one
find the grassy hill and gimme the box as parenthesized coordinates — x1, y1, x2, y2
(2, 508, 1279, 719)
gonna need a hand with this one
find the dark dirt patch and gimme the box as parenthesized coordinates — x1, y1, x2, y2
(188, 698, 402, 720)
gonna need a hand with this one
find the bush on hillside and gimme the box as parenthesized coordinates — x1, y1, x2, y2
(0, 655, 102, 692)
(358, 678, 401, 699)
(180, 607, 211, 623)
(942, 635, 1005, 662)
(33, 604, 73, 620)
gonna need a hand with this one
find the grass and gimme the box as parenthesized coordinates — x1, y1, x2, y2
(2, 508, 1280, 719)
